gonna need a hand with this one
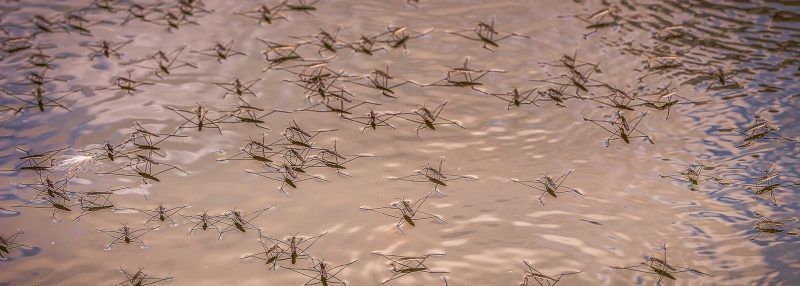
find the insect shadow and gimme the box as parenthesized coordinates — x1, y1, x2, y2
(116, 268, 173, 286)
(372, 252, 448, 284)
(520, 260, 581, 286)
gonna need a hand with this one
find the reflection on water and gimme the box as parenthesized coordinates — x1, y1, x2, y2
(0, 0, 798, 285)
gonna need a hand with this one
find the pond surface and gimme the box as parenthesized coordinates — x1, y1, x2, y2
(0, 0, 799, 285)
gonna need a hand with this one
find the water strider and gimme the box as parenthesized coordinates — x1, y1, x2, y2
(0, 1, 798, 285)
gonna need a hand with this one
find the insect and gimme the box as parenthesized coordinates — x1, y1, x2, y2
(97, 72, 155, 95)
(427, 58, 506, 91)
(688, 67, 741, 90)
(74, 190, 116, 220)
(281, 0, 321, 16)
(214, 78, 261, 99)
(174, 0, 213, 17)
(659, 163, 725, 192)
(611, 245, 708, 286)
(84, 39, 132, 60)
(307, 140, 369, 175)
(346, 65, 422, 98)
(635, 84, 701, 119)
(375, 26, 433, 53)
(536, 52, 601, 94)
(743, 162, 796, 206)
(21, 175, 73, 203)
(750, 211, 798, 241)
(293, 28, 343, 56)
(287, 258, 358, 286)
(120, 2, 162, 25)
(444, 18, 528, 52)
(732, 114, 797, 148)
(136, 203, 189, 226)
(372, 252, 448, 284)
(281, 63, 352, 95)
(167, 104, 228, 134)
(131, 46, 197, 79)
(341, 109, 401, 133)
(258, 39, 313, 71)
(582, 83, 638, 111)
(218, 206, 273, 239)
(6, 85, 76, 113)
(0, 229, 31, 260)
(389, 159, 476, 196)
(153, 11, 199, 32)
(115, 268, 173, 286)
(84, 140, 131, 162)
(98, 155, 188, 184)
(563, 7, 621, 38)
(182, 211, 223, 235)
(254, 232, 326, 267)
(398, 102, 465, 137)
(89, 0, 124, 12)
(191, 40, 246, 62)
(510, 169, 584, 205)
(360, 192, 445, 234)
(488, 87, 541, 109)
(245, 162, 328, 195)
(297, 98, 378, 116)
(126, 122, 184, 158)
(235, 3, 287, 25)
(531, 72, 595, 99)
(530, 86, 568, 107)
(520, 260, 581, 286)
(243, 231, 286, 270)
(583, 111, 654, 146)
(97, 225, 158, 249)
(292, 78, 355, 104)
(343, 34, 386, 55)
(219, 100, 289, 130)
(280, 120, 336, 149)
(218, 134, 280, 165)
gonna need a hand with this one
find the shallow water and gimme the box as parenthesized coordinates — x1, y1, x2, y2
(0, 0, 798, 285)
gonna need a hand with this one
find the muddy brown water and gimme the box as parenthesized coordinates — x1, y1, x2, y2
(0, 0, 798, 285)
